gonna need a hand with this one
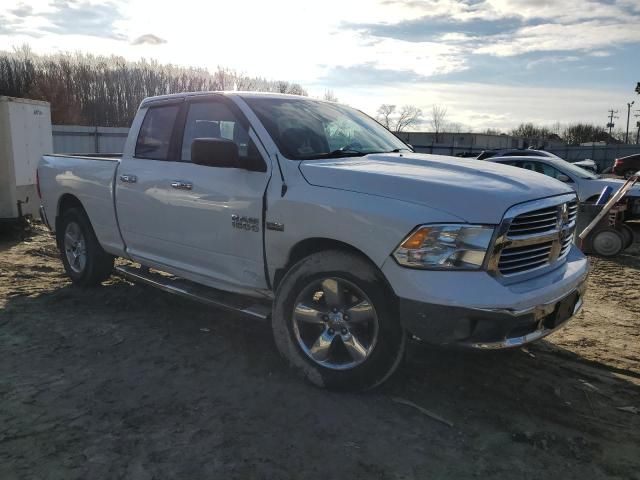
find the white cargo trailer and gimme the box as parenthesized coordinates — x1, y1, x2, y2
(0, 96, 53, 221)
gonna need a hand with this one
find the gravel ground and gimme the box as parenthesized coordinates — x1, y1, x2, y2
(1, 224, 639, 480)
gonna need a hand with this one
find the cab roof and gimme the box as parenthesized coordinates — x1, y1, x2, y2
(140, 91, 313, 108)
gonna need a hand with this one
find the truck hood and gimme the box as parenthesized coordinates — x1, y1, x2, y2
(299, 153, 575, 224)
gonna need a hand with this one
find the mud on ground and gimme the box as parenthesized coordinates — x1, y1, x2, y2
(1, 224, 639, 479)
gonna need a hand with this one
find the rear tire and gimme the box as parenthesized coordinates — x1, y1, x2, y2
(57, 207, 114, 286)
(272, 250, 406, 391)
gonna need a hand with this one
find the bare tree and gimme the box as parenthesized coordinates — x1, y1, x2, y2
(445, 121, 464, 134)
(376, 104, 396, 130)
(395, 105, 423, 133)
(323, 89, 338, 102)
(430, 104, 448, 142)
(561, 123, 609, 145)
(285, 83, 307, 96)
(511, 122, 551, 139)
(0, 47, 308, 126)
(275, 81, 289, 93)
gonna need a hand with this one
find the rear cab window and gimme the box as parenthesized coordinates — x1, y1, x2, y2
(135, 105, 180, 160)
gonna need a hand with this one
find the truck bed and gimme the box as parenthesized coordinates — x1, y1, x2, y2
(39, 153, 125, 256)
(46, 153, 121, 161)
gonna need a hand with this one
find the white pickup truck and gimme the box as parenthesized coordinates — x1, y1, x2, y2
(38, 92, 588, 390)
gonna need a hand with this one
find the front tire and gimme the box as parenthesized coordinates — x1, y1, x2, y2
(272, 250, 406, 391)
(57, 207, 114, 286)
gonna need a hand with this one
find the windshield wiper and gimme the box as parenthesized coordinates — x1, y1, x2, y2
(302, 146, 412, 160)
(305, 148, 368, 159)
(385, 148, 412, 153)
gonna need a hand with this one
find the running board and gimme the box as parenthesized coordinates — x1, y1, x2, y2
(114, 265, 272, 320)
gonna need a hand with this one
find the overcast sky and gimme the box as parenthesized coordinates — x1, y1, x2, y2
(1, 0, 639, 131)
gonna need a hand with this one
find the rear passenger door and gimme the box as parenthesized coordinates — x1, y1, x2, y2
(116, 99, 184, 268)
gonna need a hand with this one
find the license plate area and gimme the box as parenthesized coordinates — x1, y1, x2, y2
(543, 292, 579, 329)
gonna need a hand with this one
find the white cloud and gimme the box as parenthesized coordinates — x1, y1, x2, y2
(384, 0, 636, 22)
(476, 20, 640, 56)
(1, 0, 637, 130)
(359, 0, 640, 58)
(525, 55, 580, 70)
(334, 82, 633, 130)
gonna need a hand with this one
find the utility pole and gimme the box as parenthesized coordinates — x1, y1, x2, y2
(635, 111, 640, 144)
(625, 101, 635, 144)
(607, 109, 618, 138)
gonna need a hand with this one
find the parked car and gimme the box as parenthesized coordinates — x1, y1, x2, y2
(571, 159, 598, 174)
(478, 149, 599, 173)
(487, 156, 640, 219)
(38, 92, 588, 390)
(613, 153, 640, 179)
(477, 148, 560, 160)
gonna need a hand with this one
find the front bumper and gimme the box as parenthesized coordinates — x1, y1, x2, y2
(399, 281, 585, 348)
(382, 246, 589, 349)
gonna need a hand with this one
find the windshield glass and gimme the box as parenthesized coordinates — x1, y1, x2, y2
(557, 160, 599, 179)
(243, 96, 410, 160)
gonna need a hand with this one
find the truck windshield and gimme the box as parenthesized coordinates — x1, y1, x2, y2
(243, 97, 410, 160)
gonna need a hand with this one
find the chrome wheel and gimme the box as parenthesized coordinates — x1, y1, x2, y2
(292, 277, 379, 370)
(64, 221, 87, 273)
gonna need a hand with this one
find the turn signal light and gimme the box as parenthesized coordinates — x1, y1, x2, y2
(400, 227, 431, 249)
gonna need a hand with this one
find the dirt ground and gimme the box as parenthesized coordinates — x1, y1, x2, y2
(1, 224, 639, 480)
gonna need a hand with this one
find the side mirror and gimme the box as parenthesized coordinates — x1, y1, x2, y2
(556, 174, 571, 183)
(191, 138, 240, 168)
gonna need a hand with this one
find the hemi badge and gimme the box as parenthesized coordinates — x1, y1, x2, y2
(266, 222, 285, 232)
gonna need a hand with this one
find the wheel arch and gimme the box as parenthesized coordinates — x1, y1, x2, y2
(55, 193, 93, 246)
(273, 237, 396, 300)
(55, 194, 86, 232)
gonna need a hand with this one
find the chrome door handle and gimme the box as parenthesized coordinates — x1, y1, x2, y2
(171, 181, 193, 190)
(119, 174, 137, 183)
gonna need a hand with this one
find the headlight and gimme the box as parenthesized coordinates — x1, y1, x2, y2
(393, 224, 495, 270)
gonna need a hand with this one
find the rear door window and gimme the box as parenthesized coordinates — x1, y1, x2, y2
(135, 105, 180, 160)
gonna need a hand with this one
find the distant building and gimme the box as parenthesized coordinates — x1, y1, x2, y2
(394, 131, 566, 152)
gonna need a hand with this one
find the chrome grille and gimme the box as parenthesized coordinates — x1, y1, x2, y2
(498, 241, 553, 275)
(491, 195, 578, 277)
(559, 232, 574, 258)
(508, 206, 562, 236)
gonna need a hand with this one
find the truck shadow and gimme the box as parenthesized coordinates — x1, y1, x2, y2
(3, 279, 639, 478)
(0, 229, 24, 253)
(3, 279, 639, 436)
(384, 337, 640, 442)
(0, 225, 55, 256)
